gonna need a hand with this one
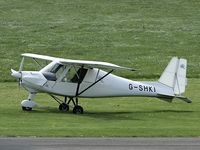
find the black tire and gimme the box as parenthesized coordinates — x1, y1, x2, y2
(59, 103, 69, 112)
(22, 106, 32, 111)
(73, 105, 83, 114)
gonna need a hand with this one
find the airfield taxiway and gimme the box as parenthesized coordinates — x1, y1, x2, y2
(0, 137, 200, 150)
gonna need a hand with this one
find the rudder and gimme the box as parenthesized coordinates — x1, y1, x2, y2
(173, 58, 187, 95)
(158, 57, 187, 95)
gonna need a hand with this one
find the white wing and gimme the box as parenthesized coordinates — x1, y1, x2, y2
(22, 53, 135, 71)
(22, 53, 57, 61)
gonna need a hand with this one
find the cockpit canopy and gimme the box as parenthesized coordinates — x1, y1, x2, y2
(41, 62, 87, 83)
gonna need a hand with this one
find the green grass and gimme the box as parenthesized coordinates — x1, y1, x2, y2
(0, 78, 199, 137)
(0, 0, 200, 81)
(0, 0, 200, 137)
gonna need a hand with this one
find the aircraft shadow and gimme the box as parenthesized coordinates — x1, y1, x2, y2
(29, 107, 193, 121)
(83, 110, 193, 120)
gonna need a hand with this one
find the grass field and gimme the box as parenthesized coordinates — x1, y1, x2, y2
(0, 79, 199, 137)
(0, 0, 200, 81)
(0, 0, 200, 137)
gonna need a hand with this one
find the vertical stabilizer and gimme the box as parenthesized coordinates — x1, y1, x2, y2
(173, 58, 187, 95)
(159, 57, 179, 88)
(158, 57, 187, 95)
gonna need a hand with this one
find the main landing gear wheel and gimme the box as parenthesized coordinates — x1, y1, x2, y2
(51, 95, 84, 114)
(59, 103, 69, 112)
(73, 105, 84, 114)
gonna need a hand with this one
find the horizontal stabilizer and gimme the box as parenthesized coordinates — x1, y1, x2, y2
(175, 96, 192, 103)
(157, 94, 192, 103)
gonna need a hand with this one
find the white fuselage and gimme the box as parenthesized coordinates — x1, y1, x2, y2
(20, 68, 174, 99)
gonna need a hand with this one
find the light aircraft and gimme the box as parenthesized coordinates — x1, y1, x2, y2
(11, 53, 191, 114)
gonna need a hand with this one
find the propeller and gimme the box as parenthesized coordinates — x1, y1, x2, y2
(18, 73, 22, 90)
(11, 57, 25, 89)
(18, 57, 25, 89)
(11, 69, 22, 89)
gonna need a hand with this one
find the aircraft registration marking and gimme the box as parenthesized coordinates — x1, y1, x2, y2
(129, 84, 156, 93)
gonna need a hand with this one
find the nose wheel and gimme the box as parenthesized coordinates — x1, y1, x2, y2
(22, 106, 32, 111)
(21, 93, 37, 111)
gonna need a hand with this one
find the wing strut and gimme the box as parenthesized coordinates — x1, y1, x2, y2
(33, 58, 43, 68)
(75, 66, 84, 98)
(77, 69, 114, 96)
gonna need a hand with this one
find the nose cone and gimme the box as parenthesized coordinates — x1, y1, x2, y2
(11, 69, 21, 78)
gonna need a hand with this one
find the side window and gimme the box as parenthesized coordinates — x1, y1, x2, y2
(55, 66, 65, 79)
(66, 68, 78, 82)
(43, 64, 64, 81)
(50, 64, 63, 73)
(44, 64, 65, 80)
(64, 67, 87, 83)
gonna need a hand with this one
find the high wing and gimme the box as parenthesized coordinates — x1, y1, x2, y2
(21, 53, 135, 71)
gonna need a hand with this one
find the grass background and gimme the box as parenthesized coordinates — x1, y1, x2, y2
(0, 0, 200, 137)
(0, 0, 200, 81)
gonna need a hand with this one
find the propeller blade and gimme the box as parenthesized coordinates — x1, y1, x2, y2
(19, 57, 24, 72)
(18, 78, 21, 90)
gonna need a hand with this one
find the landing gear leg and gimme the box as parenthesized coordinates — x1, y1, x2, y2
(50, 95, 83, 114)
(49, 95, 70, 112)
